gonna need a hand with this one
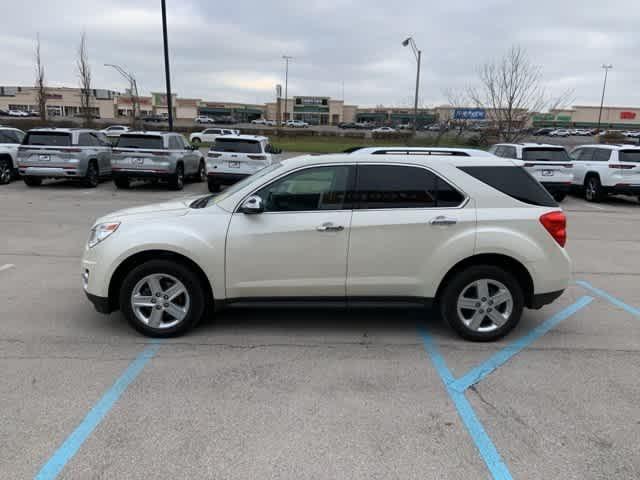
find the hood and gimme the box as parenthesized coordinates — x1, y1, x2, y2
(96, 197, 199, 224)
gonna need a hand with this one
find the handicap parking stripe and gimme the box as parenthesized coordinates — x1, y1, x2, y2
(419, 295, 594, 480)
(576, 281, 640, 317)
(34, 341, 162, 480)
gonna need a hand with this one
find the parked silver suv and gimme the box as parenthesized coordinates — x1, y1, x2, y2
(111, 131, 205, 190)
(18, 128, 112, 187)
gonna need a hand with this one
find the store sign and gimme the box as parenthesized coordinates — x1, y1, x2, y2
(453, 108, 486, 120)
(45, 93, 63, 100)
(555, 115, 572, 121)
(620, 111, 636, 120)
(296, 96, 328, 106)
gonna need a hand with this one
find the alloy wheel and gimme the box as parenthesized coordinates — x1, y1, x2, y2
(0, 161, 11, 184)
(456, 279, 514, 333)
(130, 273, 191, 329)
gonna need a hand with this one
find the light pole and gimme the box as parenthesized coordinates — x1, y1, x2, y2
(597, 64, 613, 134)
(161, 0, 173, 131)
(105, 63, 140, 126)
(402, 36, 421, 136)
(282, 55, 293, 125)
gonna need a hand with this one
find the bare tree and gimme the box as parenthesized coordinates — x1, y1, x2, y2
(444, 87, 469, 138)
(77, 32, 93, 126)
(34, 34, 47, 122)
(467, 45, 572, 142)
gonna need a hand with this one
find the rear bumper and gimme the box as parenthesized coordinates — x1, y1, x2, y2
(112, 168, 172, 179)
(541, 182, 572, 194)
(608, 184, 640, 196)
(207, 172, 250, 184)
(19, 166, 84, 178)
(529, 290, 565, 309)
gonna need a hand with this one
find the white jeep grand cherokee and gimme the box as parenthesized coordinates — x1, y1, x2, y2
(82, 153, 571, 341)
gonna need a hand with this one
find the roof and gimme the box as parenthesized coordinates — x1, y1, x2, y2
(350, 146, 493, 157)
(121, 131, 179, 136)
(494, 143, 566, 149)
(280, 153, 520, 170)
(0, 126, 24, 133)
(28, 127, 93, 133)
(214, 134, 268, 141)
(570, 144, 640, 150)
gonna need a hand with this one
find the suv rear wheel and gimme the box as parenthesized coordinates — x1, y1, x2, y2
(119, 259, 205, 337)
(584, 175, 604, 202)
(192, 138, 201, 145)
(169, 163, 184, 191)
(23, 176, 42, 187)
(84, 161, 99, 188)
(0, 156, 12, 185)
(439, 265, 524, 341)
(196, 160, 206, 182)
(208, 179, 220, 193)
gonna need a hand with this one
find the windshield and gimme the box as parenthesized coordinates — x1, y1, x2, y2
(212, 138, 261, 153)
(619, 150, 640, 163)
(24, 132, 71, 146)
(522, 148, 570, 162)
(210, 162, 283, 205)
(116, 135, 164, 149)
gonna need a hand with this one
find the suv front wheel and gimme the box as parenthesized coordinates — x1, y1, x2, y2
(119, 259, 205, 337)
(439, 265, 524, 341)
(169, 164, 184, 190)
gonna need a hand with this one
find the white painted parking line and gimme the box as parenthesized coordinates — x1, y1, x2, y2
(0, 264, 15, 272)
(583, 203, 606, 210)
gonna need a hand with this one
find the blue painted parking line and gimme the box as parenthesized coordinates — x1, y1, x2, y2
(34, 341, 162, 480)
(576, 281, 640, 317)
(419, 295, 593, 480)
(451, 296, 594, 392)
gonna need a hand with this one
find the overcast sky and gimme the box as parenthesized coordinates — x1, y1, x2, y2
(1, 0, 639, 108)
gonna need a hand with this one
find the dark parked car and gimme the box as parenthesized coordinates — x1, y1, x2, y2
(533, 128, 555, 136)
(338, 122, 357, 129)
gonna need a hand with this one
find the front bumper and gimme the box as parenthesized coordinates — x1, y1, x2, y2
(85, 291, 113, 314)
(528, 289, 565, 309)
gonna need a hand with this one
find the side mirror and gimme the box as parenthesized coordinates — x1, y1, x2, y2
(239, 195, 264, 214)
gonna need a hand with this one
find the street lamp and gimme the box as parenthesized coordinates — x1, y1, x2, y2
(160, 0, 173, 131)
(282, 55, 293, 125)
(597, 64, 613, 134)
(105, 63, 140, 126)
(402, 36, 422, 136)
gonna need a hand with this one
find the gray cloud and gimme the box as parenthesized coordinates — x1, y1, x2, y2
(2, 0, 639, 107)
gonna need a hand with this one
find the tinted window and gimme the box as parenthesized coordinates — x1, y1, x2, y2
(503, 146, 517, 159)
(255, 165, 354, 212)
(168, 136, 181, 150)
(493, 146, 505, 157)
(522, 148, 570, 161)
(204, 129, 220, 134)
(618, 150, 640, 163)
(578, 148, 594, 161)
(459, 166, 557, 207)
(116, 135, 164, 149)
(356, 165, 464, 209)
(593, 149, 612, 162)
(0, 129, 21, 144)
(213, 138, 261, 153)
(24, 132, 71, 146)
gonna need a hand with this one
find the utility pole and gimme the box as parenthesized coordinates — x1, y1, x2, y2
(597, 64, 613, 134)
(161, 0, 173, 131)
(402, 37, 422, 136)
(282, 55, 292, 125)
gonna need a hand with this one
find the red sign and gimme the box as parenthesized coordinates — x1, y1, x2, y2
(620, 111, 636, 120)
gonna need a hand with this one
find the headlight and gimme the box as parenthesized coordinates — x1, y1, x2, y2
(87, 222, 120, 248)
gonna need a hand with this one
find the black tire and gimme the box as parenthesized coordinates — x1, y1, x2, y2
(584, 175, 604, 202)
(0, 156, 12, 185)
(169, 163, 184, 191)
(208, 178, 221, 193)
(195, 160, 206, 182)
(192, 138, 201, 145)
(83, 161, 99, 188)
(23, 176, 42, 187)
(119, 259, 205, 337)
(552, 192, 567, 202)
(114, 176, 130, 189)
(439, 265, 524, 342)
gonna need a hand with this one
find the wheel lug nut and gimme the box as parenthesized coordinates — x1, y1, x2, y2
(155, 292, 161, 297)
(481, 297, 487, 302)
(487, 308, 492, 312)
(163, 303, 169, 308)
(155, 305, 162, 310)
(475, 302, 481, 308)
(163, 295, 169, 300)
(151, 298, 156, 304)
(479, 309, 484, 314)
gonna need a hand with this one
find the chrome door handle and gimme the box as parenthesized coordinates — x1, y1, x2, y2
(429, 215, 457, 226)
(316, 222, 344, 232)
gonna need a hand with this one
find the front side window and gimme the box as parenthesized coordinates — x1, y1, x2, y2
(255, 165, 354, 212)
(356, 165, 464, 209)
(578, 148, 594, 161)
(522, 148, 570, 162)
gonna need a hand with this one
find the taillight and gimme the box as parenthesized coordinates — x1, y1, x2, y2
(247, 155, 267, 160)
(609, 164, 635, 169)
(208, 152, 222, 158)
(540, 211, 567, 247)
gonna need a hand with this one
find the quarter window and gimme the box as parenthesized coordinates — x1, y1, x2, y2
(356, 165, 464, 209)
(593, 149, 612, 162)
(255, 165, 355, 212)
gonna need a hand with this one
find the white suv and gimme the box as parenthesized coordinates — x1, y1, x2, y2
(205, 135, 278, 192)
(0, 127, 25, 184)
(489, 143, 574, 201)
(569, 144, 640, 202)
(82, 153, 571, 342)
(189, 128, 239, 145)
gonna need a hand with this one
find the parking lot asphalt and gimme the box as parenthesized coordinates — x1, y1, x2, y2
(1, 179, 639, 479)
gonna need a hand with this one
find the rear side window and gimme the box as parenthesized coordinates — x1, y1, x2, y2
(619, 150, 640, 163)
(117, 135, 164, 149)
(24, 132, 71, 146)
(459, 166, 557, 207)
(522, 148, 570, 162)
(593, 149, 611, 162)
(213, 138, 261, 153)
(0, 129, 23, 144)
(356, 165, 465, 209)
